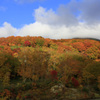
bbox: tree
[0,51,20,86]
[18,47,50,82]
[58,52,89,85]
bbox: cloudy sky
[0,0,100,39]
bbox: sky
[0,0,100,39]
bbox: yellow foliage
[18,47,50,82]
[13,53,18,58]
[9,43,15,46]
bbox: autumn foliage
[71,77,80,88]
[24,41,31,46]
[0,36,100,99]
[50,70,58,80]
[71,42,86,52]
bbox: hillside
[0,36,100,100]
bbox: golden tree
[18,47,50,82]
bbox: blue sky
[0,0,100,39]
[0,0,71,28]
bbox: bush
[85,46,100,59]
[24,41,31,46]
[18,48,50,82]
[58,52,89,85]
[71,77,80,88]
[84,62,100,78]
[71,42,86,52]
[36,38,44,47]
[82,61,100,87]
[0,51,20,86]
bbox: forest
[0,36,100,100]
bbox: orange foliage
[3,46,13,55]
[83,40,92,49]
[56,42,71,53]
[71,42,86,52]
[44,38,52,47]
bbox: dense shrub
[71,77,80,88]
[71,42,86,52]
[0,52,20,86]
[83,40,92,49]
[85,46,100,59]
[0,36,100,99]
[50,70,58,80]
[18,48,50,82]
[36,38,44,46]
[44,38,52,47]
[84,62,100,78]
[58,52,90,85]
[24,41,31,46]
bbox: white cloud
[0,21,100,39]
[16,22,100,39]
[34,7,59,25]
[34,6,78,26]
[0,22,17,37]
[34,0,100,26]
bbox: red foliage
[71,77,79,87]
[50,70,58,80]
[4,89,11,95]
[51,70,57,76]
[24,41,31,46]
